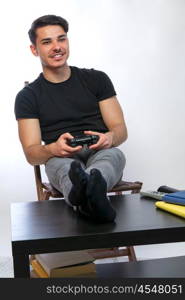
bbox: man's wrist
[44,143,56,158]
[106,131,115,147]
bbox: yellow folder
[155,201,185,218]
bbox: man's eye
[42,41,50,45]
[59,38,66,42]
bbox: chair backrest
[34,165,47,200]
[34,165,64,201]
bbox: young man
[14,15,127,223]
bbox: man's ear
[30,44,38,56]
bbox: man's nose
[52,41,61,51]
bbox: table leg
[13,254,30,278]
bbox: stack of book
[31,250,96,278]
[155,191,185,218]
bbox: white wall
[0,0,185,213]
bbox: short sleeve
[14,87,39,120]
[94,70,116,101]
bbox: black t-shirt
[14,66,116,144]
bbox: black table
[11,194,185,278]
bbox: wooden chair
[34,164,142,261]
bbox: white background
[1,0,185,215]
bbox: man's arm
[84,96,127,149]
[17,119,82,165]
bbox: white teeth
[54,54,62,57]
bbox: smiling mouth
[50,53,64,59]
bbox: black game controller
[68,134,99,147]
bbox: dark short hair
[28,14,69,45]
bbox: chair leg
[127,246,137,262]
[42,191,51,201]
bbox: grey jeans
[45,147,126,205]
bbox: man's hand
[84,130,113,150]
[47,132,82,157]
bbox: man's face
[30,25,69,70]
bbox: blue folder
[162,191,185,205]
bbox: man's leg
[77,147,126,222]
[45,157,86,206]
[45,148,126,222]
[86,147,126,190]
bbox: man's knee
[112,148,126,169]
[99,147,126,168]
[45,157,73,183]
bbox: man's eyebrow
[40,38,51,42]
[58,34,67,39]
[40,34,67,43]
